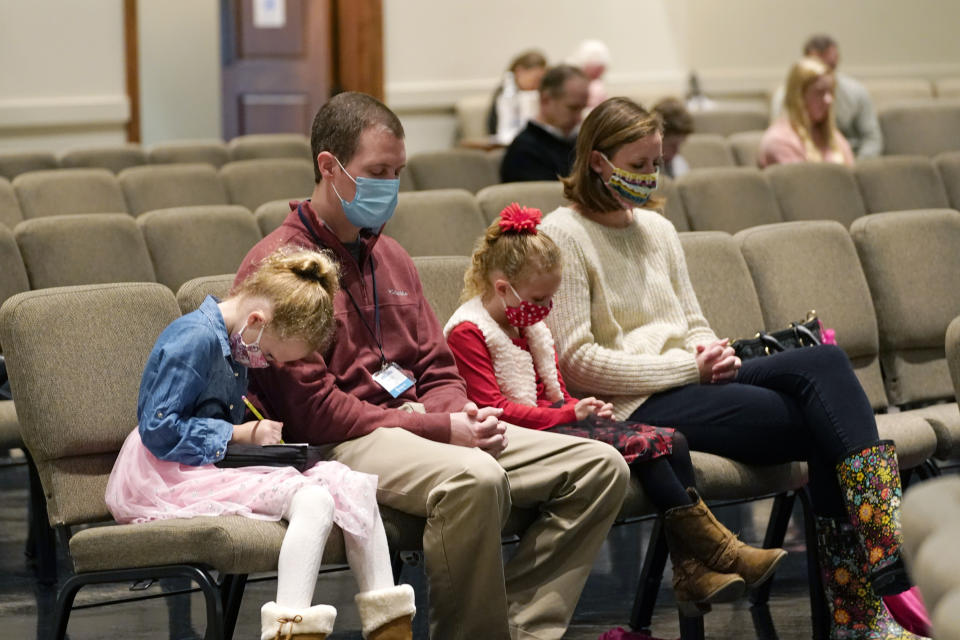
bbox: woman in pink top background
[759,57,855,167]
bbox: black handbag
[214,443,326,472]
[732,310,822,360]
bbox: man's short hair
[652,97,694,136]
[803,34,837,56]
[309,92,405,183]
[540,64,587,98]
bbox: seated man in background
[236,91,630,640]
[500,64,589,183]
[771,34,883,158]
[653,97,694,178]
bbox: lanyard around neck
[297,205,386,366]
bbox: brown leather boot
[665,488,787,588]
[670,551,746,616]
[355,584,415,640]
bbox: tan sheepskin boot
[355,584,416,640]
[260,601,336,640]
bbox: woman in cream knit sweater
[541,97,923,639]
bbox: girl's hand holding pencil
[237,395,285,445]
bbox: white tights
[277,485,395,608]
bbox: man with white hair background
[568,39,611,109]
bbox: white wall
[137,0,222,146]
[0,0,129,152]
[384,0,960,154]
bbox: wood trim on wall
[332,0,383,100]
[123,0,141,142]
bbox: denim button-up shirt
[138,296,247,466]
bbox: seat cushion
[0,400,19,450]
[904,402,960,460]
[875,412,939,469]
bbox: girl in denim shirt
[106,248,415,640]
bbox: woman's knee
[804,344,854,375]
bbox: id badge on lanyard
[372,362,415,398]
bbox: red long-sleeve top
[446,322,579,430]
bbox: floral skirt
[548,415,675,464]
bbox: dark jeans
[629,345,879,516]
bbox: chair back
[679,134,736,169]
[855,156,949,213]
[254,200,292,236]
[851,209,960,404]
[737,220,888,409]
[691,107,769,136]
[0,224,29,351]
[934,151,960,210]
[148,140,230,168]
[120,164,229,215]
[15,214,156,289]
[412,256,470,325]
[0,282,181,526]
[766,162,867,227]
[677,167,783,233]
[0,151,58,180]
[138,205,261,291]
[220,159,315,211]
[475,181,565,224]
[61,144,147,174]
[228,134,311,162]
[728,131,765,167]
[0,177,23,228]
[406,149,499,193]
[176,274,236,314]
[14,168,128,219]
[879,102,960,156]
[386,189,487,256]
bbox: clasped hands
[695,338,741,384]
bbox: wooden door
[221,0,333,139]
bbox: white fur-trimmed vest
[444,296,564,407]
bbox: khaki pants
[327,424,629,640]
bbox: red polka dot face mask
[502,283,553,328]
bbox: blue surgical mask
[332,157,400,230]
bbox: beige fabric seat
[690,107,769,137]
[15,214,155,289]
[228,134,312,162]
[852,209,960,459]
[862,79,934,109]
[385,189,487,256]
[176,274,235,314]
[766,163,867,227]
[879,102,960,156]
[0,224,28,450]
[406,149,499,193]
[728,131,765,167]
[13,168,128,219]
[676,167,783,233]
[119,164,229,215]
[0,151,58,180]
[475,181,565,224]
[934,151,960,210]
[678,134,736,169]
[148,140,230,168]
[254,199,292,236]
[411,256,471,326]
[936,78,960,100]
[220,159,315,212]
[855,156,950,213]
[656,176,689,232]
[138,206,262,292]
[0,177,23,229]
[736,220,938,469]
[60,144,148,174]
[902,476,960,640]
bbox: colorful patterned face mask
[602,153,659,207]
[229,320,268,368]
[502,284,552,327]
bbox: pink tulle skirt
[105,429,378,539]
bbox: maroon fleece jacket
[234,200,468,444]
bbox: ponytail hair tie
[498,202,542,234]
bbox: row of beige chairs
[662,152,960,234]
[0,133,312,180]
[0,159,316,229]
[3,209,957,636]
[4,210,957,636]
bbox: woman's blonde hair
[462,205,562,301]
[783,56,840,161]
[232,247,340,350]
[561,97,664,214]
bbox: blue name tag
[372,362,415,398]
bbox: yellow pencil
[241,395,265,420]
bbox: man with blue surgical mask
[235,92,628,640]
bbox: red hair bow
[498,202,542,234]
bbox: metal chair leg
[799,490,829,640]
[221,573,248,640]
[630,517,669,633]
[678,609,705,640]
[25,450,58,585]
[749,491,796,606]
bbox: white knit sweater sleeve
[662,222,720,350]
[547,221,700,397]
